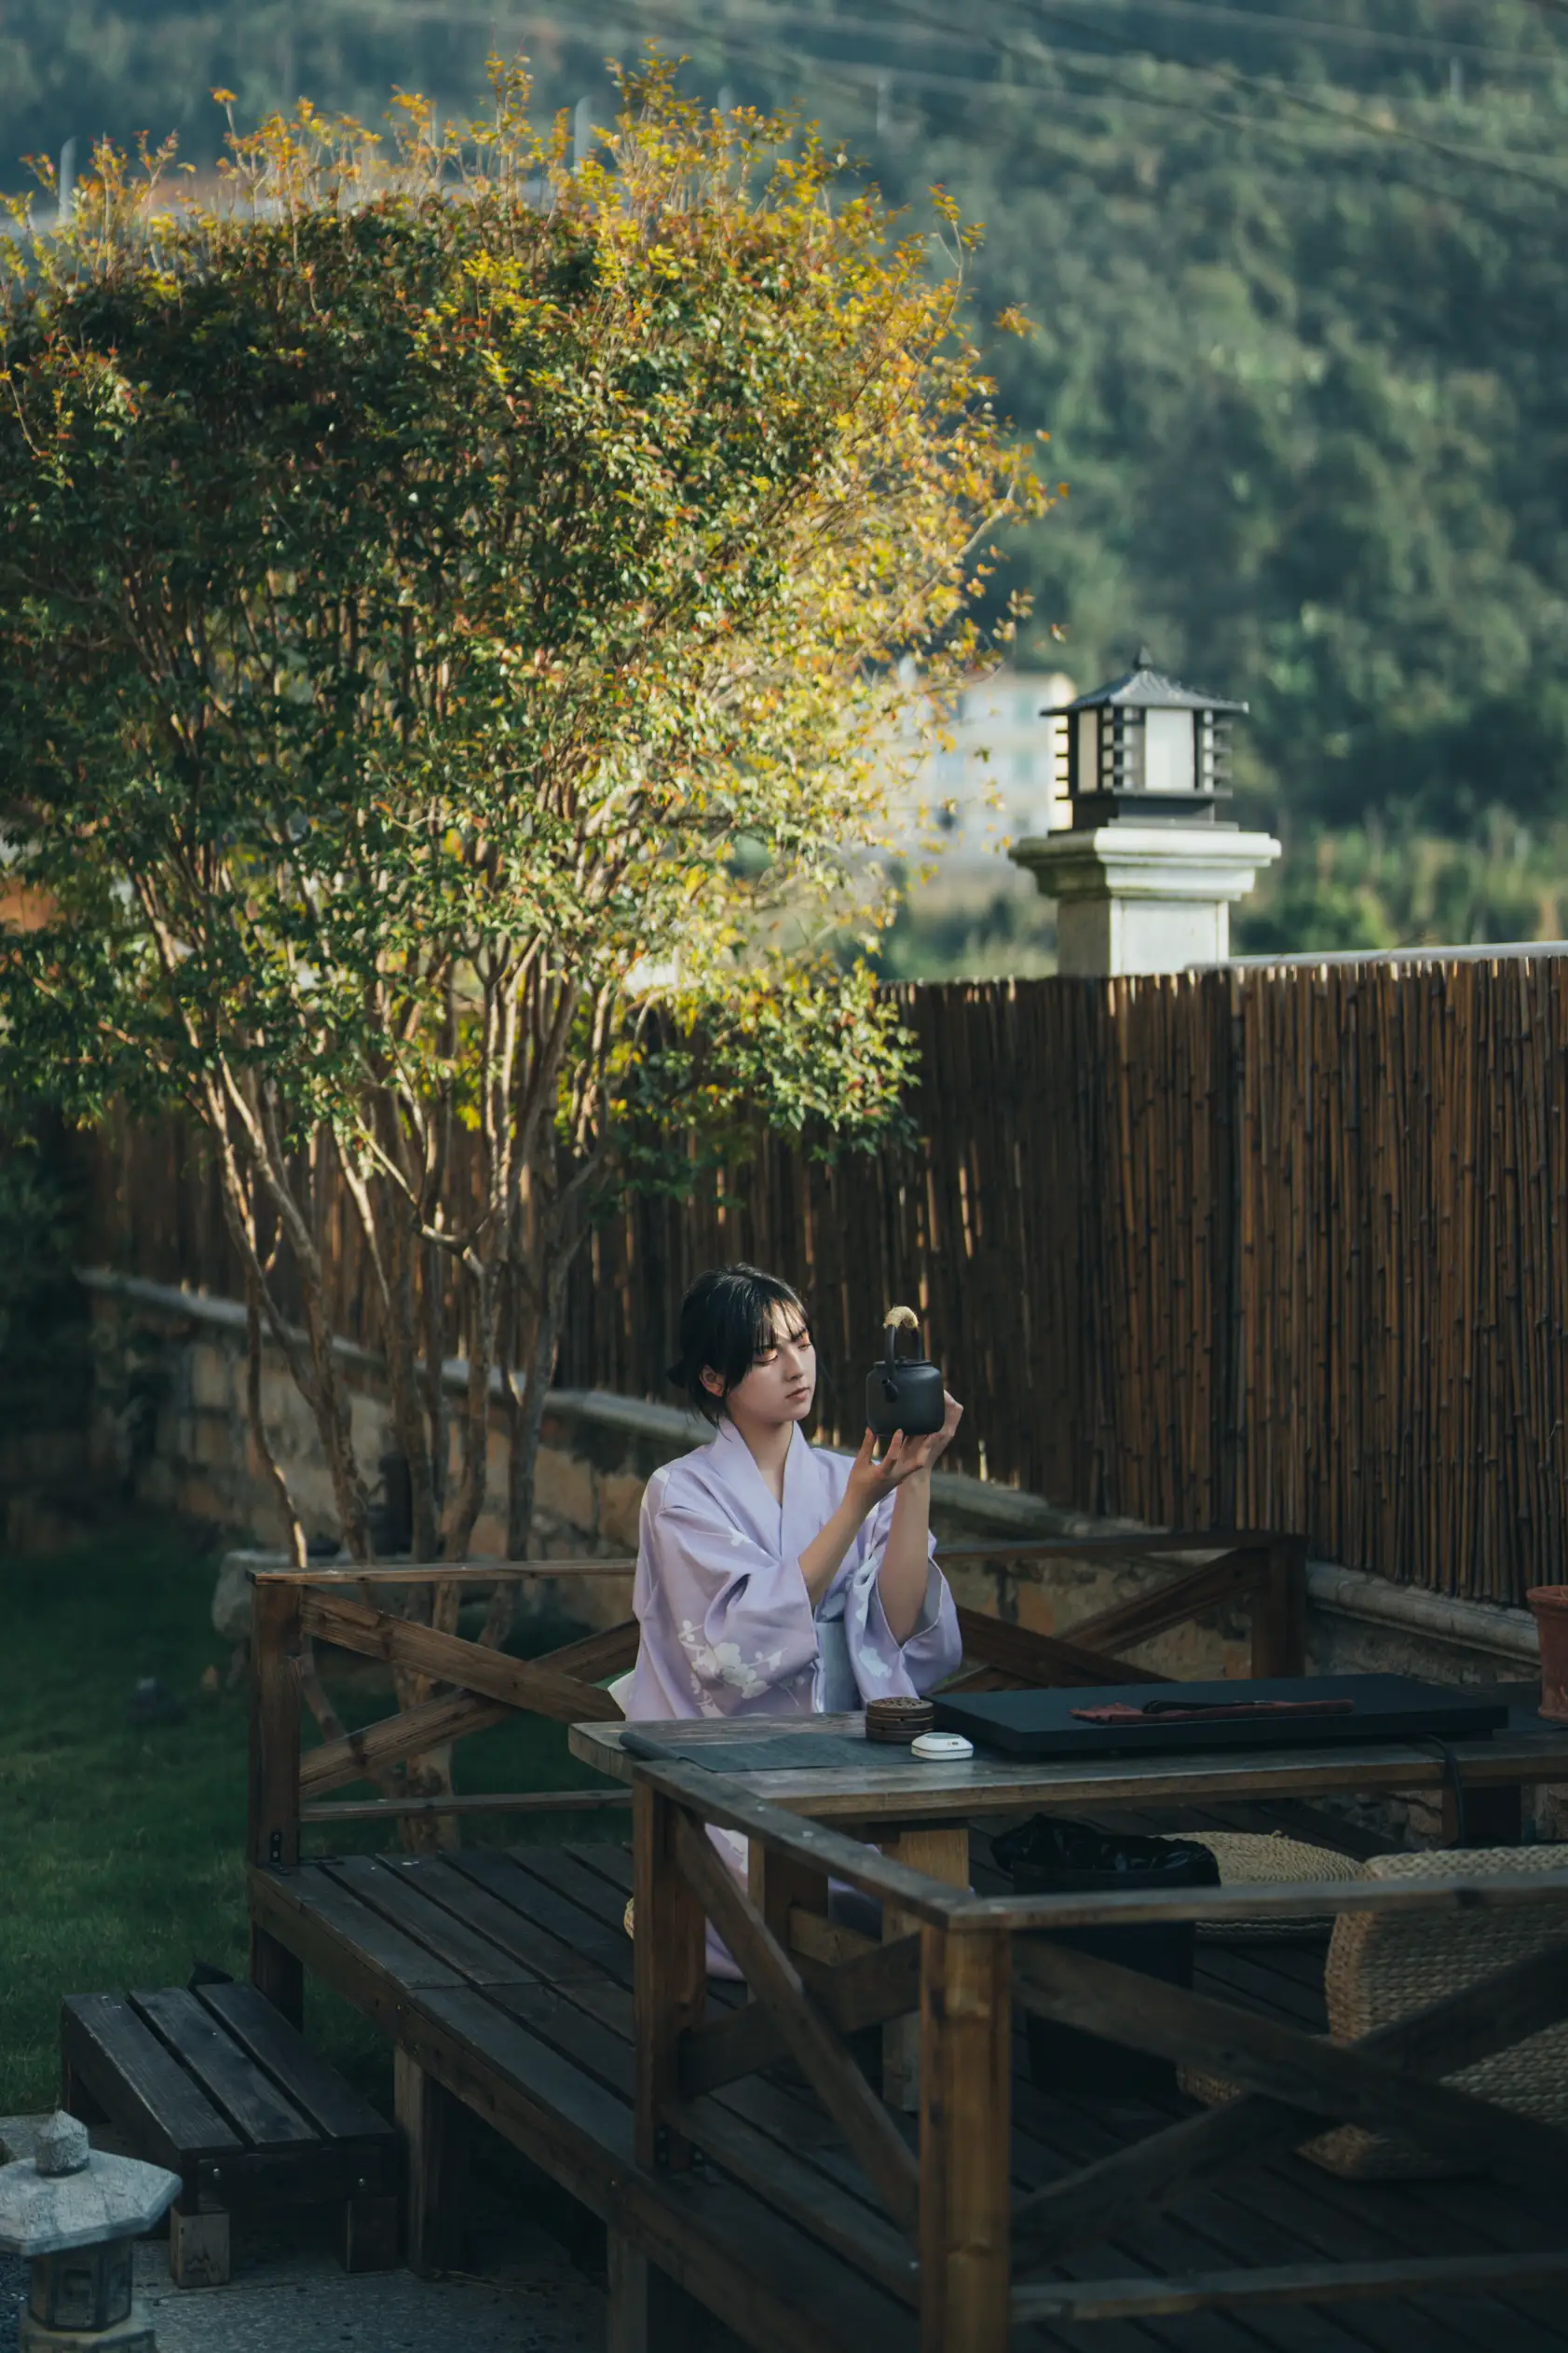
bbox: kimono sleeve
[841,1496,962,1700]
[642,1492,820,1717]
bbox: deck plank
[194,1981,393,2145]
[322,1855,542,1987]
[61,1993,241,2171]
[412,1980,917,2353]
[452,1849,636,1982]
[280,1864,468,1989]
[516,1836,1270,2352]
[518,1837,1398,2353]
[250,1845,1568,2353]
[130,1989,317,2149]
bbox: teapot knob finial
[883,1302,919,1365]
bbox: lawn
[0,1513,623,2115]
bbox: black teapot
[866,1306,946,1439]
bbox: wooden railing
[634,1758,1568,2353]
[246,1557,641,2020]
[243,1530,1308,2019]
[935,1529,1308,1690]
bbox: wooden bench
[61,1981,400,2286]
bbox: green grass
[0,1513,623,2116]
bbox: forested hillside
[6,0,1568,950]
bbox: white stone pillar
[1009,825,1282,978]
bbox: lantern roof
[1044,649,1248,718]
[0,2114,179,2257]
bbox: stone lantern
[1009,650,1281,976]
[0,2112,179,2350]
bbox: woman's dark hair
[667,1264,811,1426]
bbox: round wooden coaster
[865,1696,936,1745]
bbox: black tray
[932,1675,1508,1760]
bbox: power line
[884,0,1568,195]
[269,0,1568,227]
[601,0,1568,247]
[552,0,1568,189]
[1090,0,1564,75]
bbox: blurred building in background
[905,667,1077,868]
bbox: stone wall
[63,1272,1541,1691]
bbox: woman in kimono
[620,1264,964,1729]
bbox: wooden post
[170,2200,231,2289]
[882,1824,972,2112]
[748,1840,829,1952]
[920,1922,1012,2353]
[1250,1539,1308,1680]
[396,2049,468,2276]
[607,2232,705,2353]
[634,1781,707,2174]
[333,2192,400,2274]
[248,1575,305,2028]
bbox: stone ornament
[0,2115,178,2259]
[2,2112,179,2350]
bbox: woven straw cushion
[1162,1831,1350,1941]
[1182,1844,1568,2182]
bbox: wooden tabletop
[567,1692,1568,1824]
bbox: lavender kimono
[619,1419,961,1972]
[620,1417,961,1725]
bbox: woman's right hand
[845,1421,948,1512]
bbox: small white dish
[910,1731,974,1761]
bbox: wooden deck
[249,1835,1568,2353]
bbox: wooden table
[571,1688,1568,2104]
[571,1686,1568,1844]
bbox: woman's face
[707,1299,817,1429]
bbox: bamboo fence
[75,962,1568,1608]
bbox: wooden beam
[634,1784,706,2177]
[544,1620,641,1681]
[670,1807,920,2234]
[1249,1539,1308,1679]
[255,1557,637,1584]
[920,1923,1011,2353]
[396,2050,468,2276]
[248,1578,304,2028]
[631,1761,973,1929]
[1066,1546,1269,1657]
[606,2232,705,2352]
[301,1689,510,1800]
[951,1607,1162,1690]
[679,1936,921,2098]
[1013,1931,1568,2264]
[1012,2250,1568,2324]
[882,1826,972,2113]
[1013,1935,1568,2191]
[302,1789,631,1824]
[964,1866,1568,1933]
[788,1908,879,1969]
[935,1532,1288,1566]
[298,1619,640,1799]
[299,1589,622,1723]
